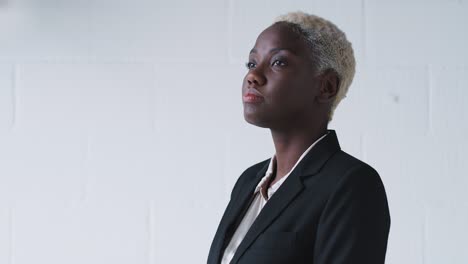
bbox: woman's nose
[246,70,266,87]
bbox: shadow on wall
[0,0,7,7]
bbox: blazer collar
[297,129,341,178]
[228,129,341,263]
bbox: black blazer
[207,130,391,264]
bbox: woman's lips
[243,89,264,103]
[243,93,264,103]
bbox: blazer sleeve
[313,164,391,264]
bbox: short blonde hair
[273,11,356,122]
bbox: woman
[208,11,390,264]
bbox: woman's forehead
[252,23,308,54]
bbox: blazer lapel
[209,160,270,264]
[229,168,304,264]
[229,129,341,263]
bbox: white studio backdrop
[0,0,467,263]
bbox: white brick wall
[0,1,467,263]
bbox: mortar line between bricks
[422,204,427,264]
[11,64,18,130]
[223,132,232,199]
[427,64,434,136]
[227,0,236,64]
[150,64,158,134]
[360,132,367,161]
[8,205,14,264]
[361,0,367,63]
[80,134,91,202]
[148,200,156,264]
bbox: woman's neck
[269,124,327,185]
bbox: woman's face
[242,23,321,129]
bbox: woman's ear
[316,69,340,104]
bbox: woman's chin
[243,111,270,128]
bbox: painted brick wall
[0,0,467,263]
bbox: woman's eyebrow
[249,47,297,55]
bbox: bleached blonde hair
[273,11,356,122]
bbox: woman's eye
[245,62,256,69]
[272,59,287,67]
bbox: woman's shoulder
[323,149,386,193]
